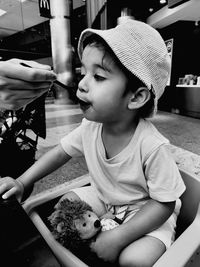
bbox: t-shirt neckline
[97,119,144,162]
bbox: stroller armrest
[23,174,90,214]
[154,203,200,267]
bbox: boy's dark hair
[82,34,154,118]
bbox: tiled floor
[31,101,200,196]
[31,103,86,195]
[36,103,83,150]
[151,112,200,155]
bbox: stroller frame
[23,168,200,267]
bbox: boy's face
[77,44,130,123]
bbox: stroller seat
[23,169,200,267]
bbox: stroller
[0,167,199,267]
[0,94,46,179]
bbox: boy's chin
[81,111,97,122]
[81,110,107,124]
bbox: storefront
[158,20,200,118]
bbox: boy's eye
[94,74,105,81]
[83,223,86,227]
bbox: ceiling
[0,0,85,39]
[147,0,200,28]
[0,0,200,39]
[0,0,46,38]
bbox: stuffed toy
[48,198,119,266]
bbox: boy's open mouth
[78,99,91,111]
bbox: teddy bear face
[48,198,103,251]
[74,210,101,239]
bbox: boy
[0,19,185,266]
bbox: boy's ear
[128,87,150,110]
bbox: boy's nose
[94,219,101,228]
[78,76,89,93]
[78,86,86,93]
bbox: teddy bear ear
[57,221,65,233]
[48,210,61,223]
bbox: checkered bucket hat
[78,19,171,115]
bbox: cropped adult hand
[0,177,24,202]
[0,58,56,110]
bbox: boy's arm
[117,199,175,247]
[18,144,71,191]
[0,144,71,200]
[91,199,175,263]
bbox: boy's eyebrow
[81,62,112,73]
[96,63,112,73]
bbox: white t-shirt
[60,118,186,208]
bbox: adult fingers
[8,58,52,70]
[0,89,47,110]
[0,76,52,90]
[0,61,56,82]
[0,76,50,110]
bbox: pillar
[49,0,76,104]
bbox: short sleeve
[60,119,85,157]
[144,145,186,202]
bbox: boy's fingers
[2,187,17,199]
[0,183,7,194]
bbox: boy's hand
[90,228,122,263]
[0,177,24,202]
